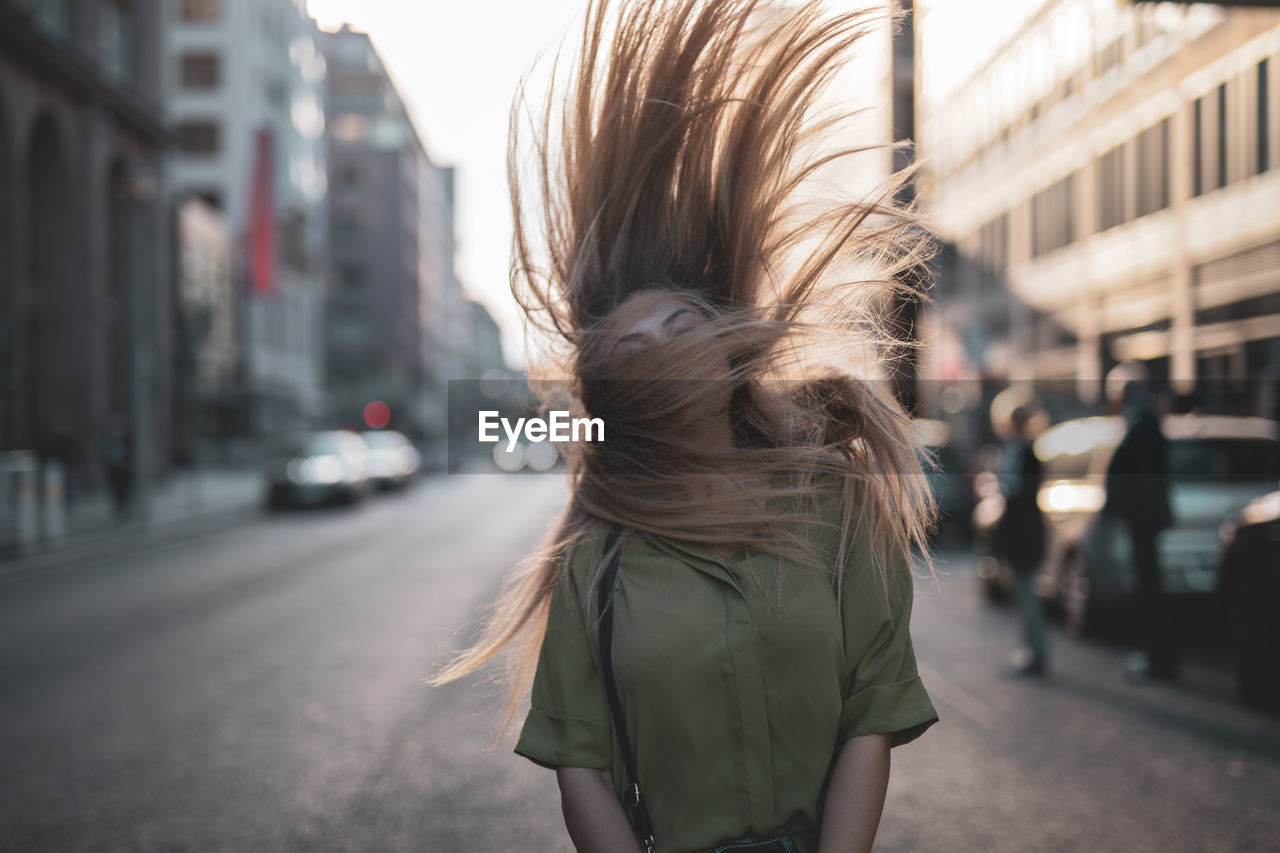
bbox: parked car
[361,430,421,490]
[973,414,1280,633]
[264,430,370,508]
[1217,488,1280,710]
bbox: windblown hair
[431,0,937,739]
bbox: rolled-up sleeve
[837,533,939,748]
[513,541,615,770]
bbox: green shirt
[514,487,938,853]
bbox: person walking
[994,404,1049,676]
[430,2,940,851]
[1103,371,1176,682]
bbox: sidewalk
[1,467,265,576]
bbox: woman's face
[605,289,734,418]
[612,291,702,354]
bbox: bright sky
[916,0,1049,107]
[307,0,593,372]
[306,0,902,373]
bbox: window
[1095,37,1123,77]
[977,213,1009,280]
[334,212,364,243]
[181,53,220,89]
[177,121,220,154]
[337,264,366,293]
[1193,96,1204,197]
[265,77,289,111]
[332,159,363,186]
[282,211,308,274]
[336,38,370,65]
[180,0,220,23]
[1258,60,1270,175]
[1217,82,1228,190]
[1135,118,1170,218]
[1098,145,1125,231]
[330,74,383,100]
[1032,173,1075,256]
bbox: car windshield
[363,431,405,449]
[1169,438,1280,482]
[275,433,348,457]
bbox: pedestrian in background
[1103,369,1176,683]
[103,412,134,520]
[430,1,941,851]
[994,404,1049,676]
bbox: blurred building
[918,1,1280,420]
[465,300,507,382]
[163,0,328,440]
[172,196,237,465]
[319,24,476,446]
[0,0,171,497]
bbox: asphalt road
[1,473,1278,852]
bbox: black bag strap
[597,523,656,853]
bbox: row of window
[947,3,1261,192]
[946,7,1182,182]
[1193,59,1270,197]
[976,56,1274,269]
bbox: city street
[2,474,1279,852]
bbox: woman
[432,1,939,851]
[993,404,1049,676]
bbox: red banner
[245,125,276,295]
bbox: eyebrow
[619,308,696,341]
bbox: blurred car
[913,418,976,543]
[973,413,1280,633]
[265,430,369,508]
[1217,489,1280,710]
[360,430,420,490]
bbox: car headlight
[287,455,347,485]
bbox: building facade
[918,0,1280,420]
[320,24,473,446]
[0,0,171,501]
[164,0,328,439]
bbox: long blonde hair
[430,0,936,740]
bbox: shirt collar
[640,530,745,593]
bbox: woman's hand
[555,766,644,853]
[817,733,891,853]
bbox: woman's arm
[555,767,644,853]
[817,733,892,853]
